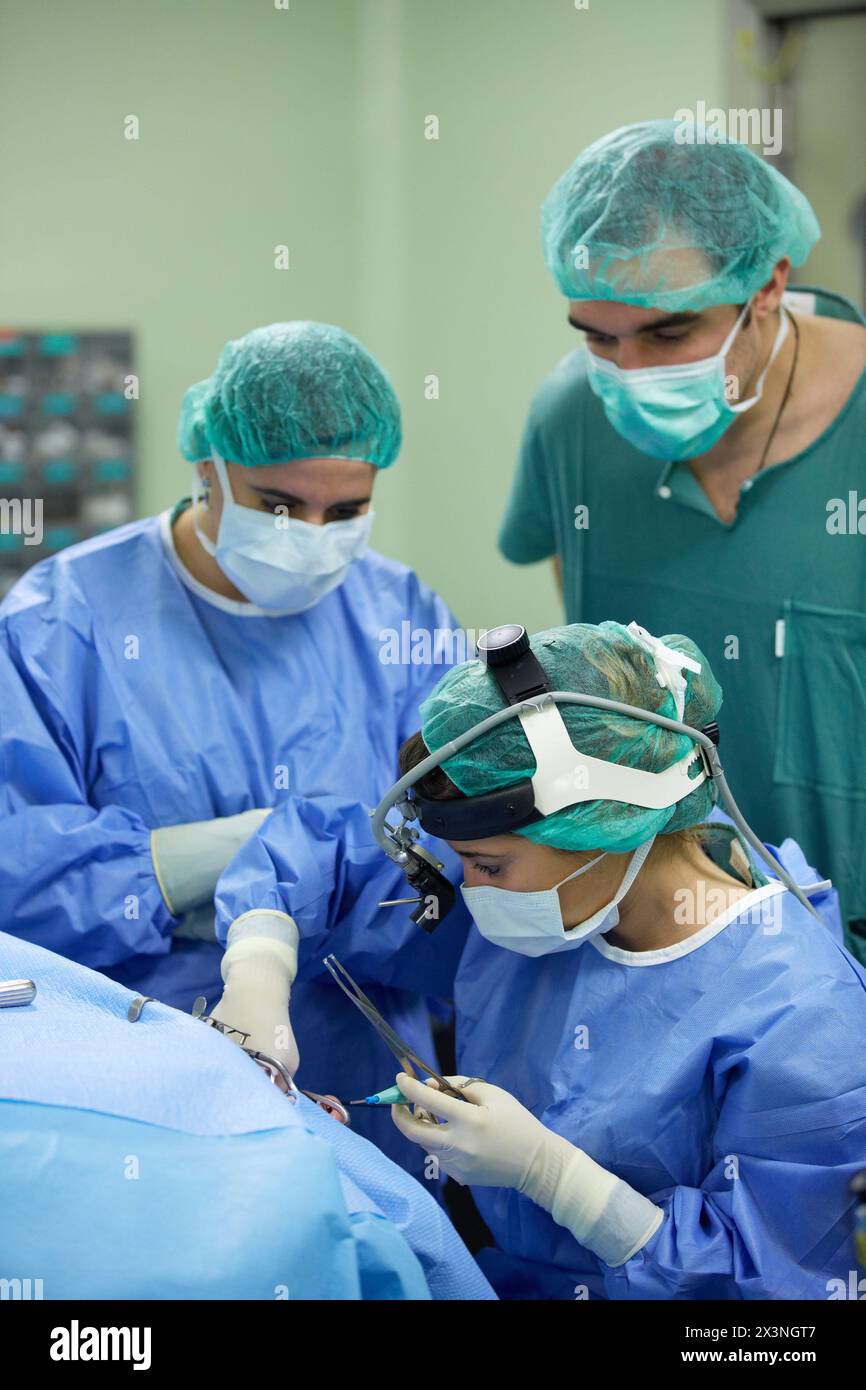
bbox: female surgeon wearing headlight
[0,321,470,1181]
[381,622,866,1299]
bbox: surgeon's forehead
[449,835,521,857]
[242,457,375,496]
[569,243,721,334]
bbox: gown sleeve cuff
[549,1142,665,1268]
[226,909,300,957]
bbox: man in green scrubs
[499,120,866,963]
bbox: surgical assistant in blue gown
[0,510,469,1179]
[218,801,866,1299]
[0,930,494,1301]
[455,836,866,1300]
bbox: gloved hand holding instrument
[393,1073,663,1268]
[325,949,663,1269]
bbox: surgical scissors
[323,954,482,1104]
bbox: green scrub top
[499,287,866,963]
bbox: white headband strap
[517,700,705,815]
[626,621,701,722]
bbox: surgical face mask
[461,836,655,958]
[194,451,373,613]
[585,303,789,461]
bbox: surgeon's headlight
[477,624,529,663]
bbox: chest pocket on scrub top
[773,599,866,797]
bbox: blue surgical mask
[461,838,655,958]
[195,451,373,614]
[585,303,789,461]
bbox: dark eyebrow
[249,486,372,507]
[567,311,700,335]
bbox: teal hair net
[541,119,820,312]
[419,622,723,853]
[176,380,211,462]
[180,322,402,469]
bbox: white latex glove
[152,809,272,917]
[393,1073,663,1267]
[210,919,300,1077]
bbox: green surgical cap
[176,380,211,462]
[541,119,820,312]
[419,622,723,853]
[177,322,402,469]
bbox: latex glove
[393,1073,663,1267]
[210,918,300,1077]
[151,809,272,917]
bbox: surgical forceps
[323,955,483,1106]
[190,996,350,1124]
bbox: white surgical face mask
[194,450,373,613]
[461,836,656,958]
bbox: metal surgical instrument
[191,999,350,1123]
[323,954,482,1105]
[0,979,36,1007]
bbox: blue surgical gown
[458,840,866,1299]
[0,508,469,1179]
[221,822,866,1299]
[0,931,494,1301]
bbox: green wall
[0,0,744,633]
[784,13,866,307]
